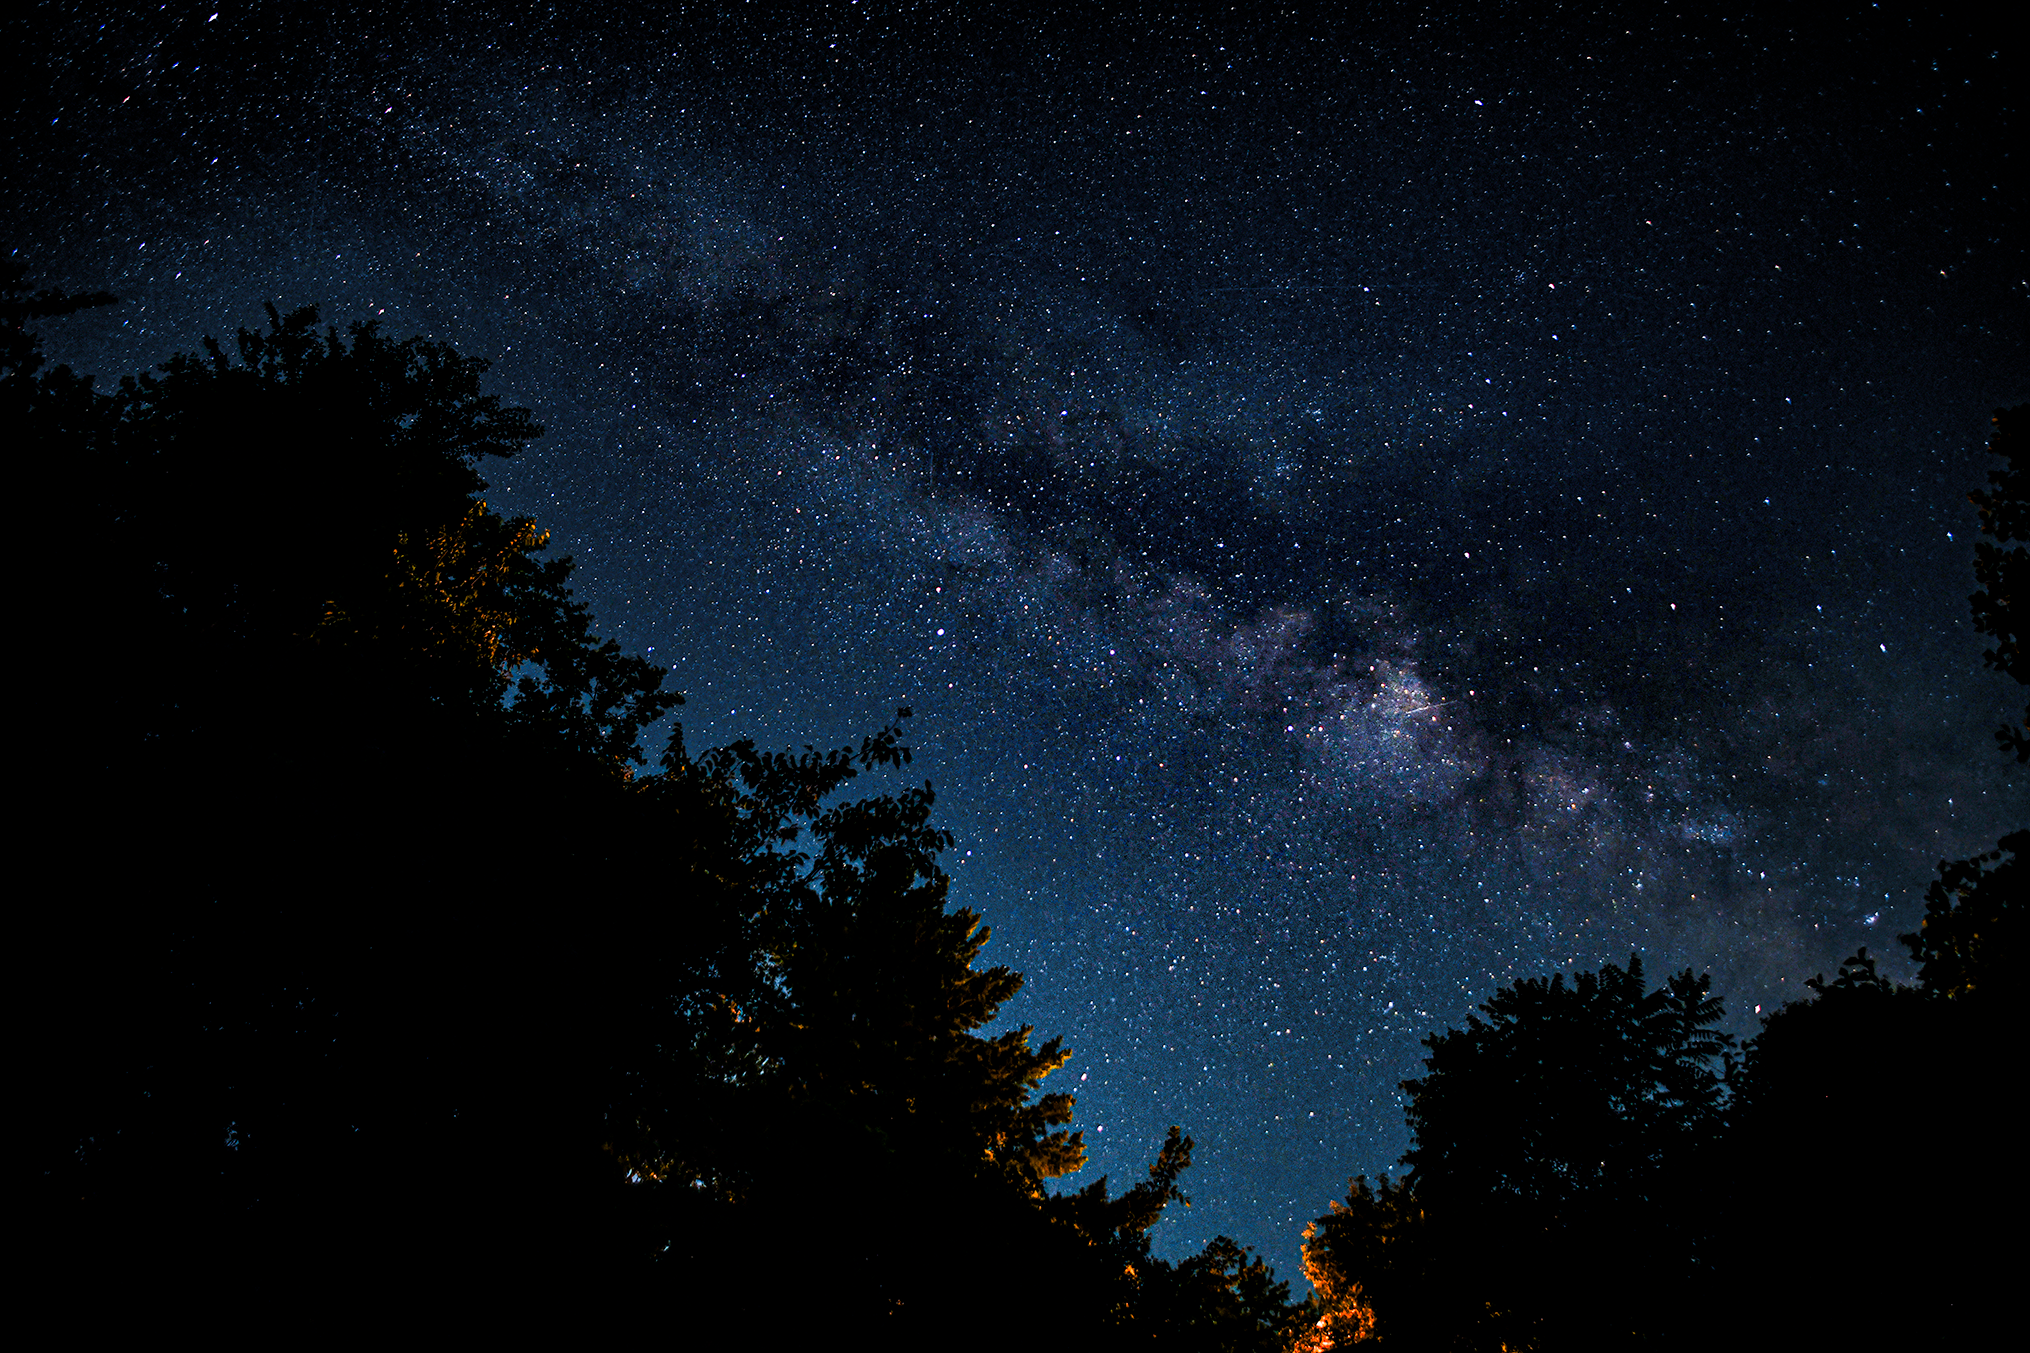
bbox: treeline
[15,268,2018,1344]
[12,269,1298,1344]
[1302,942,2017,1349]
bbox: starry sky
[10,2,2023,1279]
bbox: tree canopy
[22,260,2019,1344]
[23,284,691,1283]
[18,273,1310,1345]
[1400,956,1730,1215]
[1302,957,1735,1348]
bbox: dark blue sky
[10,1,2022,1280]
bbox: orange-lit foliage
[307,503,551,673]
[1296,1175,1423,1348]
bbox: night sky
[10,3,2023,1279]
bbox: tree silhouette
[1723,946,2015,1344]
[23,295,694,1285]
[594,715,1103,1335]
[1904,829,2024,1001]
[17,279,1282,1338]
[1296,1174,1426,1351]
[1019,1127,1303,1350]
[1897,404,2028,1007]
[1401,958,1730,1211]
[1304,957,1733,1348]
[93,301,674,749]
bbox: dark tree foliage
[94,300,674,757]
[1038,1128,1305,1350]
[592,719,1104,1340]
[1400,958,1731,1209]
[1297,1174,1427,1351]
[18,275,1282,1340]
[22,288,684,1290]
[1722,948,2015,1345]
[1305,958,1733,1349]
[1903,828,2024,1002]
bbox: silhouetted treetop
[1297,1174,1425,1350]
[613,709,1085,1208]
[1725,939,2015,1346]
[1401,955,1731,1211]
[1305,957,1740,1348]
[65,301,681,772]
[1902,830,2024,1002]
